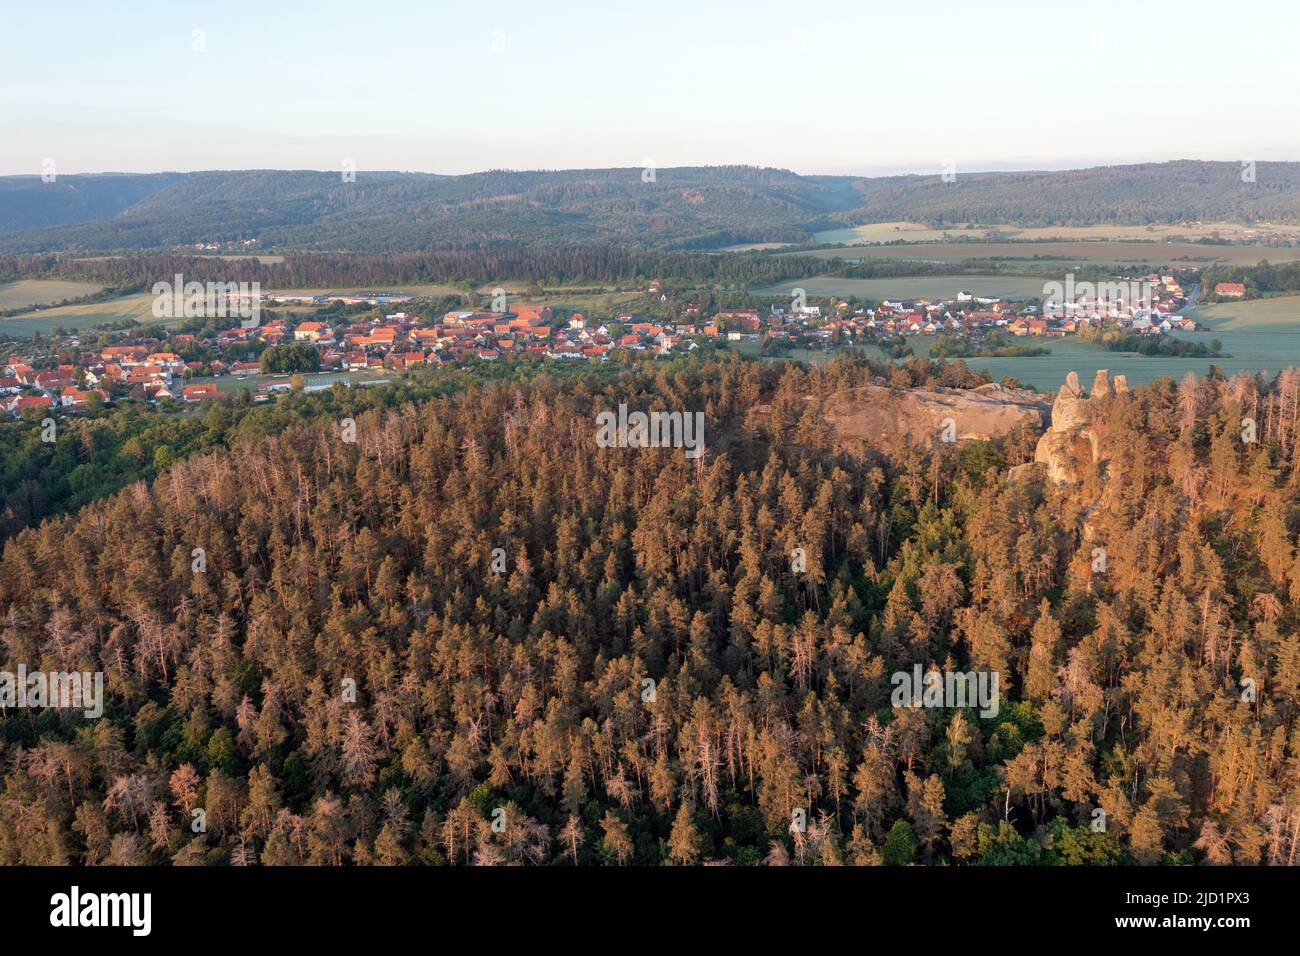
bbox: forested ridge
[5,161,1300,254]
[0,167,855,254]
[0,173,184,236]
[2,355,1299,866]
[847,160,1300,229]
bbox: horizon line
[2,157,1290,181]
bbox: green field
[949,330,1300,391]
[0,279,104,310]
[0,292,170,337]
[1191,295,1300,330]
[745,330,1300,392]
[752,275,1050,301]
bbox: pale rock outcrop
[749,382,1051,453]
[1033,369,1119,485]
[1049,371,1089,433]
[818,382,1050,449]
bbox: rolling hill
[0,172,184,235]
[844,160,1300,228]
[0,167,857,253]
[3,161,1300,253]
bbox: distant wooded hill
[2,161,1299,253]
[0,172,185,235]
[845,161,1300,229]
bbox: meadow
[742,330,1300,392]
[1189,294,1300,329]
[0,291,164,337]
[948,332,1300,391]
[0,279,104,310]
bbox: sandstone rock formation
[1031,369,1122,485]
[808,382,1051,451]
[748,373,1129,480]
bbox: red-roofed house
[5,394,54,417]
[295,322,332,342]
[183,384,221,402]
[61,387,107,408]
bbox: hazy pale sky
[4,0,1298,177]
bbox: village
[1,273,1199,419]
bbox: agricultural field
[0,278,104,310]
[752,275,1050,301]
[948,330,1300,391]
[719,242,793,252]
[0,291,165,337]
[783,240,1300,267]
[739,292,1300,390]
[742,330,1300,392]
[1190,294,1300,330]
[811,221,1300,246]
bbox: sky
[3,0,1298,178]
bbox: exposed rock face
[748,382,1051,453]
[816,382,1051,450]
[748,372,1126,490]
[1033,369,1118,485]
[1050,371,1089,432]
[769,369,1121,485]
